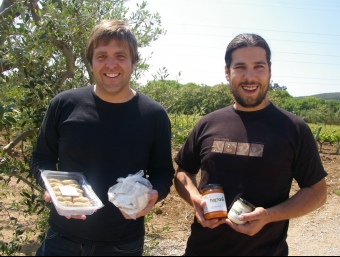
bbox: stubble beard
[95,74,130,95]
[231,81,269,108]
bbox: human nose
[244,68,255,80]
[106,57,117,68]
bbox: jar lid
[238,198,255,209]
[201,184,222,191]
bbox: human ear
[225,66,230,82]
[131,63,136,74]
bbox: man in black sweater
[30,19,174,256]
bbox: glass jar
[228,197,255,225]
[201,184,228,220]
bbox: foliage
[301,92,340,101]
[170,113,201,149]
[309,124,340,154]
[1,1,340,255]
[138,79,182,112]
[334,190,340,196]
[0,0,166,255]
[140,80,340,125]
[270,82,287,91]
[139,81,234,115]
[143,208,160,255]
[267,92,340,125]
[0,141,47,255]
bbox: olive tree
[0,0,165,254]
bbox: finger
[65,215,86,220]
[44,191,50,201]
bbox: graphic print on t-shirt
[212,139,264,157]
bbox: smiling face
[225,46,271,111]
[91,39,136,103]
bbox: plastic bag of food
[108,170,152,219]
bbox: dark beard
[231,82,268,108]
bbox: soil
[144,142,340,256]
[1,143,339,256]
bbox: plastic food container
[41,170,104,216]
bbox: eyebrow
[93,50,128,56]
[234,61,267,66]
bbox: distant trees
[270,82,287,91]
[1,1,339,254]
[139,81,234,115]
[140,80,340,125]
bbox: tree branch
[48,35,75,92]
[2,129,35,155]
[8,170,43,193]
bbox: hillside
[298,92,340,101]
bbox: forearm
[266,179,327,223]
[174,167,200,206]
[149,170,174,203]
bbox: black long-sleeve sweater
[30,85,175,245]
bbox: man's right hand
[192,194,226,229]
[44,190,52,203]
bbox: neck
[94,86,136,103]
[233,99,270,112]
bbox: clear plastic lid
[41,170,104,216]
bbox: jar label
[228,205,246,224]
[202,193,227,214]
[228,200,253,225]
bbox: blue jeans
[35,228,144,256]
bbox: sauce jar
[201,184,228,220]
[228,197,255,225]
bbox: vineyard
[1,0,340,255]
[170,114,340,156]
[309,124,340,155]
[0,114,340,255]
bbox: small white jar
[228,197,255,225]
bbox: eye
[95,54,107,60]
[255,65,265,70]
[117,54,127,60]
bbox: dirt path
[1,144,339,256]
[287,194,340,256]
[144,147,340,256]
[144,189,340,256]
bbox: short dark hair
[224,33,271,70]
[86,19,139,66]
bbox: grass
[334,189,340,196]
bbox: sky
[126,0,340,97]
[1,0,339,97]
